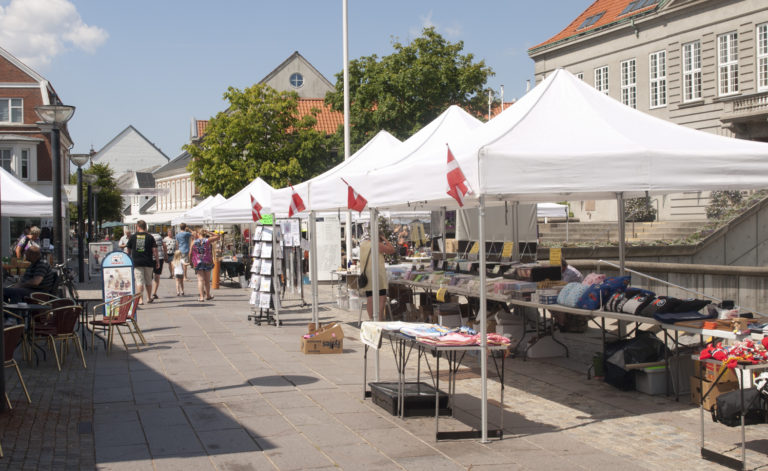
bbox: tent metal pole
[478,196,489,443]
[616,192,627,337]
[343,0,353,278]
[512,201,520,260]
[441,206,447,262]
[310,211,319,326]
[272,216,280,327]
[370,207,380,381]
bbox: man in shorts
[150,232,167,300]
[126,220,158,305]
[175,223,192,281]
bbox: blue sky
[1,0,588,160]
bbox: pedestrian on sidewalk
[125,220,158,305]
[150,232,167,300]
[172,250,185,295]
[163,229,176,278]
[190,226,219,302]
[175,223,192,281]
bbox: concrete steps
[540,220,705,244]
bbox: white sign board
[314,216,341,282]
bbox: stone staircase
[539,220,705,244]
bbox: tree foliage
[707,190,743,220]
[325,27,494,153]
[625,196,657,222]
[184,84,339,197]
[68,163,122,225]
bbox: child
[173,250,185,296]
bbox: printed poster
[101,251,135,303]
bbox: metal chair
[89,295,140,354]
[125,293,146,345]
[4,323,32,409]
[30,305,87,371]
[27,292,59,304]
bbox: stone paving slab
[2,277,768,470]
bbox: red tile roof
[297,99,344,134]
[529,0,660,54]
[194,99,342,140]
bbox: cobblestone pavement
[1,277,766,470]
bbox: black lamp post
[92,185,101,240]
[70,154,89,282]
[84,174,97,244]
[35,104,75,265]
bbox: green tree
[185,84,339,197]
[68,163,122,226]
[706,190,743,220]
[326,27,494,153]
[625,196,657,222]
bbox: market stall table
[362,325,507,441]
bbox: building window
[578,12,605,30]
[0,98,23,123]
[621,59,637,108]
[718,32,739,96]
[20,149,29,179]
[758,24,768,91]
[0,149,11,173]
[682,41,702,102]
[650,50,667,108]
[289,72,304,88]
[576,72,584,80]
[594,66,609,94]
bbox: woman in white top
[358,234,395,321]
[163,229,176,278]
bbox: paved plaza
[2,277,767,470]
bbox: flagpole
[478,196,489,443]
[310,210,319,327]
[343,0,353,275]
[370,207,380,382]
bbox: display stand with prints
[247,224,283,326]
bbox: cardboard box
[690,376,739,410]
[301,323,344,354]
[695,360,739,383]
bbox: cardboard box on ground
[690,360,740,410]
[301,323,344,354]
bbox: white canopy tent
[209,178,276,224]
[339,68,768,442]
[1,167,53,217]
[173,194,226,225]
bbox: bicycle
[52,261,79,300]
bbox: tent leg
[369,208,381,382]
[616,192,627,338]
[512,201,520,261]
[310,211,319,327]
[478,196,489,443]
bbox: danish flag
[288,185,305,217]
[341,178,367,213]
[250,194,262,222]
[446,144,472,207]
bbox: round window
[289,72,304,88]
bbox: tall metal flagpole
[343,0,353,269]
[370,207,380,381]
[310,211,319,326]
[478,196,489,443]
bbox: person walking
[163,229,176,278]
[118,228,132,253]
[190,227,220,302]
[125,220,158,305]
[150,232,167,300]
[172,250,185,296]
[175,223,192,281]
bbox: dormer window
[0,98,23,123]
[290,72,304,89]
[578,12,605,30]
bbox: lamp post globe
[35,104,75,265]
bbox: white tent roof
[210,178,275,224]
[307,105,482,213]
[354,69,768,209]
[173,194,226,225]
[1,167,52,217]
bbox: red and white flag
[446,144,472,207]
[341,178,367,213]
[288,185,305,217]
[250,194,262,222]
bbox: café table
[74,289,103,350]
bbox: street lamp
[70,154,89,282]
[84,174,97,244]
[35,104,75,265]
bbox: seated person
[4,246,56,303]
